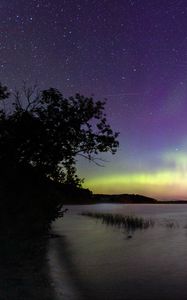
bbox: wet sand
[0,236,55,300]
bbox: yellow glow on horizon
[83,170,187,199]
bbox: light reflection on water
[48,204,187,300]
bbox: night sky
[1,0,187,200]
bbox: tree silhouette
[0,83,119,235]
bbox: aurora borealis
[1,0,187,200]
[81,150,187,200]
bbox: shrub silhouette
[0,83,119,235]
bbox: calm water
[48,204,187,300]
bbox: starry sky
[1,0,187,200]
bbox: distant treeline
[92,194,157,204]
[86,194,187,204]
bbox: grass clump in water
[81,212,154,230]
[164,219,179,229]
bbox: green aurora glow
[82,151,187,200]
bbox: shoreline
[0,236,56,300]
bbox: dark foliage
[0,83,119,235]
[93,194,157,203]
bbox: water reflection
[49,205,187,300]
[49,235,97,300]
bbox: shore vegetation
[0,82,119,235]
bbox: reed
[81,211,154,230]
[164,220,179,229]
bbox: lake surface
[48,204,187,300]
